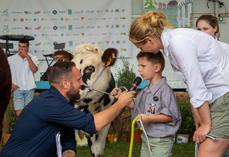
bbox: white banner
[0,0,132,79]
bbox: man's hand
[63,150,76,157]
[116,91,136,108]
[111,87,122,98]
[19,47,29,58]
[12,83,19,91]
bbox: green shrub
[177,99,195,134]
[116,58,136,89]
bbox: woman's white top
[161,28,229,108]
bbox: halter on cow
[72,44,118,157]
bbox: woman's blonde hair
[129,11,171,43]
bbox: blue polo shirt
[0,86,96,157]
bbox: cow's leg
[89,123,111,157]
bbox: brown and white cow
[72,44,118,157]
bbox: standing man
[8,38,38,117]
[0,61,135,157]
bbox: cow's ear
[101,48,118,67]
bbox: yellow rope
[128,115,141,157]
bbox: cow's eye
[80,59,83,64]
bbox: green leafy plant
[177,100,195,134]
[116,58,136,89]
[111,58,136,141]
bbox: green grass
[1,140,194,157]
[77,141,195,157]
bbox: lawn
[0,137,195,157]
[0,141,195,156]
[76,141,195,157]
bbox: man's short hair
[136,51,165,71]
[19,39,29,47]
[48,61,75,84]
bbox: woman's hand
[193,124,211,144]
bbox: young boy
[132,51,181,157]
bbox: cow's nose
[83,98,92,103]
[81,85,86,90]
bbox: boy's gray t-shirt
[132,77,181,138]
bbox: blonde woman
[129,11,229,157]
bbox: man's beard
[66,87,80,102]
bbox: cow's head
[72,44,117,108]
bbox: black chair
[53,42,65,50]
[0,42,15,57]
[40,42,66,81]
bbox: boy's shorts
[209,92,229,138]
[13,89,34,110]
[141,135,174,157]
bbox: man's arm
[61,127,76,157]
[94,91,135,131]
[26,55,38,73]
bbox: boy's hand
[127,100,135,108]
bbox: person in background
[196,14,229,51]
[129,11,229,157]
[0,61,135,157]
[196,14,220,39]
[8,38,38,117]
[196,14,229,157]
[0,48,11,142]
[132,51,181,157]
[40,50,73,81]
